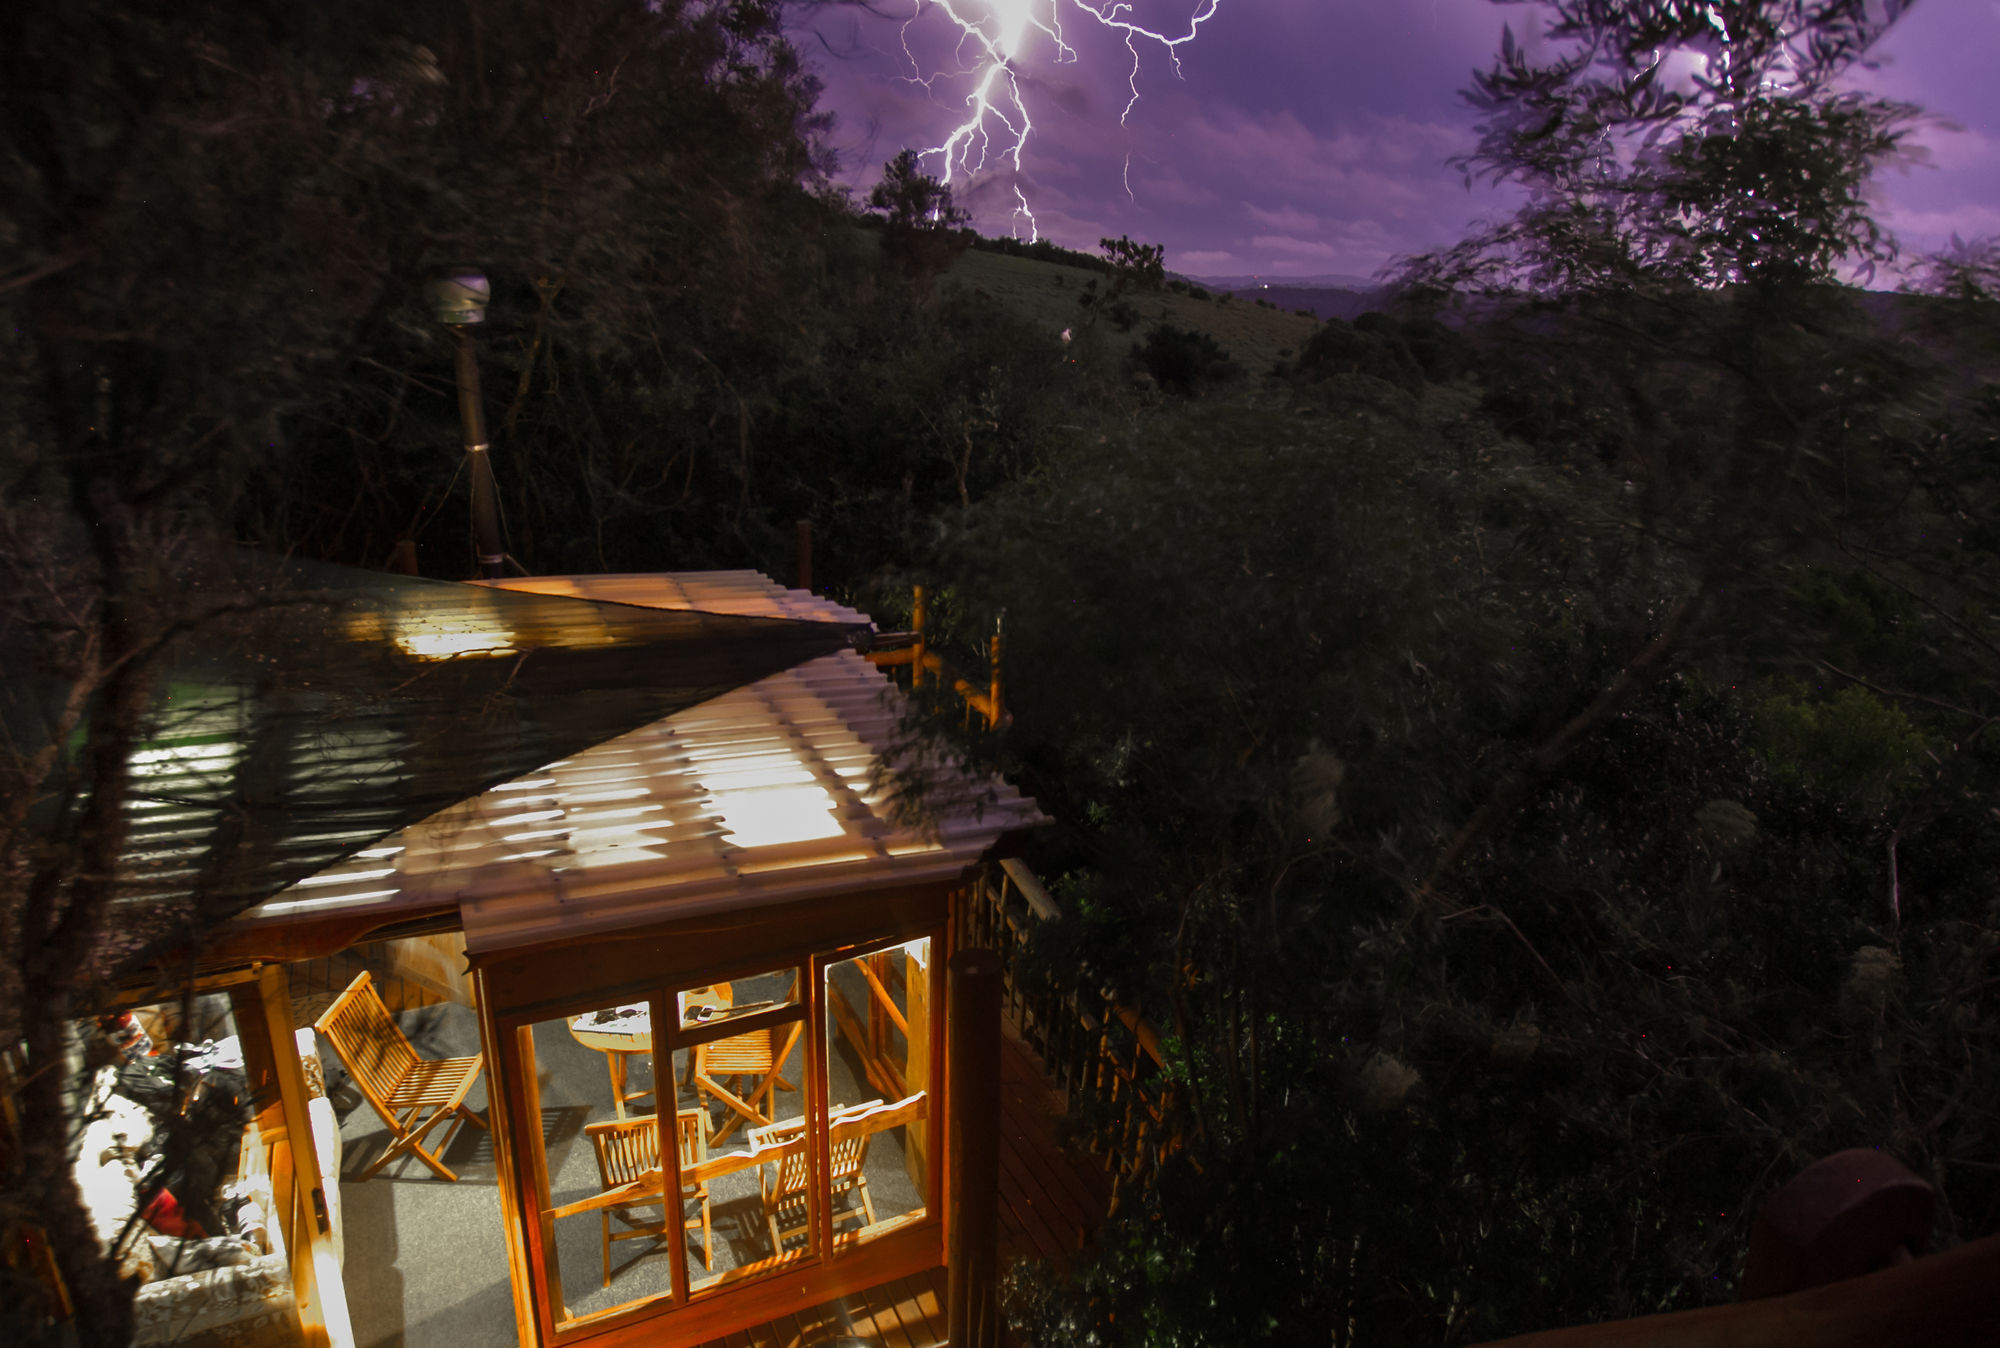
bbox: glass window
[672,966,809,1292]
[71,996,263,1291]
[822,938,932,1244]
[521,1001,673,1327]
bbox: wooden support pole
[912,586,928,691]
[247,965,354,1348]
[947,948,1002,1348]
[988,610,1005,730]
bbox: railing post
[988,610,1005,729]
[948,948,1002,1348]
[912,586,927,692]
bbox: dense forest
[5,1,1998,1344]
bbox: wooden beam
[947,948,1002,1348]
[250,964,354,1348]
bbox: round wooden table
[567,985,732,1120]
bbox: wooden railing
[958,859,1186,1212]
[865,585,1006,730]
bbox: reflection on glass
[677,967,809,1290]
[74,996,266,1302]
[677,967,797,1033]
[823,940,932,1244]
[528,1006,671,1325]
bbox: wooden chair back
[315,971,418,1121]
[753,1093,926,1253]
[586,1110,710,1192]
[587,1114,659,1191]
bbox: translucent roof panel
[236,577,1048,958]
[4,555,869,979]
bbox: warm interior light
[707,785,845,848]
[394,627,520,660]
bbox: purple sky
[792,1,2000,284]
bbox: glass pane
[675,967,809,1289]
[78,997,261,1288]
[823,939,932,1244]
[526,1003,672,1326]
[677,966,799,1033]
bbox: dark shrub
[1135,323,1241,395]
[1292,317,1424,392]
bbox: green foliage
[1750,678,1935,805]
[1131,324,1240,395]
[1905,233,2000,304]
[869,148,969,230]
[1291,316,1425,393]
[868,149,971,275]
[968,232,1114,276]
[1100,234,1167,290]
[1399,0,1924,296]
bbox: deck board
[996,1032,1111,1269]
[695,1029,1107,1347]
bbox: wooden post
[988,611,1005,730]
[247,965,355,1348]
[912,586,928,691]
[795,519,813,593]
[903,944,931,1193]
[947,949,1002,1348]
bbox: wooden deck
[697,1029,1112,1347]
[994,1027,1112,1269]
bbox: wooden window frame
[496,928,946,1347]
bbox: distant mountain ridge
[1181,271,1386,291]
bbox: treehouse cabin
[21,564,1046,1348]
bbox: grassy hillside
[939,245,1324,378]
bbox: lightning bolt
[895,2,1225,212]
[1012,184,1040,242]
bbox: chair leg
[687,1194,712,1271]
[601,1212,612,1289]
[360,1109,461,1183]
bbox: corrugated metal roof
[470,571,871,627]
[233,577,1047,958]
[5,554,869,979]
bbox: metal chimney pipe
[428,271,506,579]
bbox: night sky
[793,1,2000,284]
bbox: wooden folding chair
[693,1022,802,1148]
[583,1110,712,1286]
[314,970,486,1182]
[753,1095,925,1256]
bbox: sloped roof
[6,556,869,978]
[469,570,872,626]
[232,575,1047,959]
